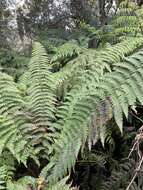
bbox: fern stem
[130,111,143,123]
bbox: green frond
[53,37,143,101]
[101,159,136,190]
[41,88,106,181]
[0,72,23,117]
[46,176,73,190]
[94,1,143,43]
[0,72,36,164]
[119,1,137,9]
[0,165,14,190]
[51,42,82,64]
[113,15,138,26]
[27,42,56,125]
[81,151,106,167]
[7,176,36,190]
[22,42,57,158]
[0,115,35,164]
[2,4,143,188]
[0,151,15,168]
[40,39,143,182]
[6,176,74,190]
[18,70,30,89]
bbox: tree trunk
[98,0,107,25]
[137,0,143,5]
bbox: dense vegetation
[1,0,143,189]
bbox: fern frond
[41,42,143,183]
[46,176,73,190]
[27,42,56,125]
[22,42,57,158]
[51,42,82,64]
[0,73,23,116]
[0,115,35,164]
[100,159,136,190]
[114,15,138,26]
[6,176,74,190]
[7,176,36,190]
[0,72,36,164]
[0,165,14,190]
[53,37,143,100]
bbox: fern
[7,176,36,190]
[6,176,74,190]
[46,177,74,190]
[51,42,82,64]
[19,42,57,158]
[100,159,136,190]
[86,1,143,44]
[2,3,143,187]
[0,166,14,190]
[39,39,143,183]
[0,152,15,189]
[27,42,56,123]
[53,37,143,101]
[0,72,36,164]
[1,38,142,187]
[0,42,58,171]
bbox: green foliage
[1,1,143,189]
[0,48,29,80]
[45,177,74,190]
[81,1,143,45]
[40,33,143,182]
[24,42,56,158]
[101,159,136,190]
[6,176,73,190]
[7,176,36,190]
[51,42,82,64]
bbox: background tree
[0,0,10,48]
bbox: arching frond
[0,165,14,190]
[51,42,82,64]
[100,159,135,190]
[21,42,57,158]
[40,43,143,183]
[0,72,36,164]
